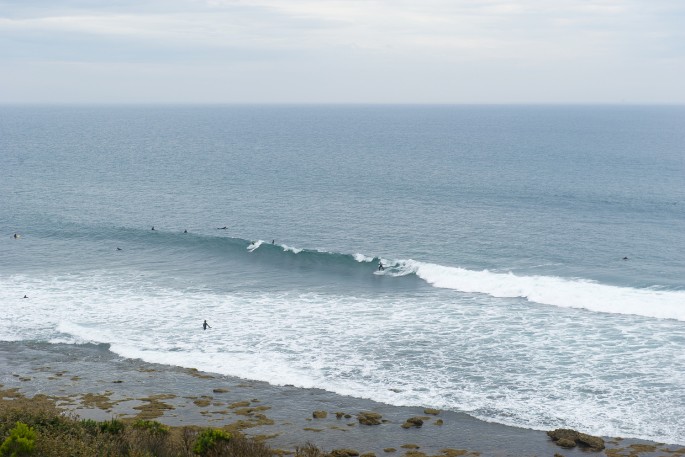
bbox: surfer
[378,261,385,271]
[184,229,188,233]
[217,226,227,230]
[116,247,122,251]
[623,256,629,260]
[151,226,155,231]
[22,295,28,299]
[13,233,19,239]
[203,320,211,330]
[272,239,275,244]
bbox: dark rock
[404,452,428,457]
[401,417,424,428]
[547,428,605,451]
[557,438,576,448]
[329,449,359,457]
[577,432,605,450]
[547,429,578,442]
[358,412,382,425]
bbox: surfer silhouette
[22,295,28,299]
[203,320,211,330]
[116,247,122,251]
[217,226,227,230]
[378,262,385,271]
[151,226,155,231]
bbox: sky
[0,0,684,104]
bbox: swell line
[25,224,685,321]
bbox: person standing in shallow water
[203,320,211,330]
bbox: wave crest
[411,261,685,321]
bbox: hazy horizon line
[2,102,684,107]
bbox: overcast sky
[1,0,683,103]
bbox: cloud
[0,0,683,102]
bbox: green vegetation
[100,418,126,435]
[193,429,231,456]
[0,391,294,456]
[0,422,36,457]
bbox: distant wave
[239,237,386,272]
[31,226,685,321]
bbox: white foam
[353,253,374,262]
[247,240,264,252]
[56,321,116,345]
[1,272,684,445]
[406,260,685,321]
[281,244,303,254]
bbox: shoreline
[1,341,682,457]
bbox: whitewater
[2,236,684,444]
[1,105,684,445]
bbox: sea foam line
[406,260,685,321]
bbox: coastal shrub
[132,419,169,435]
[0,422,36,457]
[0,393,60,435]
[130,419,171,455]
[180,427,199,456]
[80,418,99,435]
[215,433,272,457]
[1,389,325,457]
[193,428,231,456]
[99,418,126,435]
[32,427,107,457]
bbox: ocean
[1,105,684,444]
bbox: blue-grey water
[1,105,684,444]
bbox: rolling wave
[241,235,685,321]
[211,233,685,321]
[31,225,685,321]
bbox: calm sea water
[1,105,684,444]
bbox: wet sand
[1,341,682,457]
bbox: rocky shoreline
[1,341,682,457]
